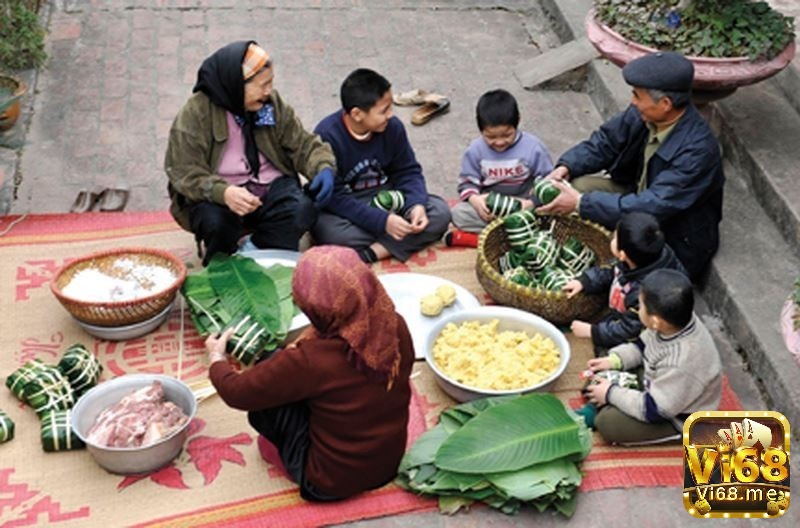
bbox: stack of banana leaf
[181,255,297,365]
[396,393,591,517]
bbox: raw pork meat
[86,381,188,448]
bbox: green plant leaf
[207,254,283,334]
[438,495,473,515]
[181,273,230,333]
[397,423,450,472]
[435,394,585,473]
[485,458,582,501]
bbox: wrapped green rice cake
[40,409,85,452]
[58,344,103,396]
[503,210,542,249]
[22,365,74,417]
[533,177,560,205]
[525,231,559,272]
[6,359,48,401]
[537,266,573,291]
[559,236,595,275]
[370,190,405,213]
[498,250,529,274]
[503,266,534,287]
[226,313,273,366]
[0,410,14,443]
[486,192,522,218]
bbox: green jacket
[164,89,336,230]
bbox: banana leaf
[207,255,284,336]
[182,273,231,334]
[435,394,584,473]
[438,495,473,515]
[485,458,582,501]
[553,494,578,517]
[397,423,450,472]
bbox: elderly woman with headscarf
[205,246,415,501]
[165,41,336,265]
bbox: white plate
[75,305,173,341]
[378,273,481,359]
[239,248,302,268]
[241,249,310,333]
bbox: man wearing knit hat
[165,41,336,265]
[537,51,724,281]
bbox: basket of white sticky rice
[50,247,187,327]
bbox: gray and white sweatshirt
[607,314,722,429]
[457,131,553,201]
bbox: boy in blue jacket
[313,69,450,263]
[564,212,686,354]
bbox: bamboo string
[177,296,184,381]
[0,213,28,237]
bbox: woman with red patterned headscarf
[205,246,414,501]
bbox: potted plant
[0,74,27,131]
[0,0,47,70]
[781,277,800,366]
[586,0,796,99]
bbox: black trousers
[189,176,317,266]
[247,402,339,502]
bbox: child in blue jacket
[564,212,686,353]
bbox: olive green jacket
[164,89,336,231]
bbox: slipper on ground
[393,89,429,106]
[98,186,130,212]
[69,188,104,213]
[411,97,450,126]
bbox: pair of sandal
[70,186,130,213]
[393,89,451,126]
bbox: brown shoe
[70,188,104,213]
[411,97,450,126]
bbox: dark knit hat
[622,51,694,92]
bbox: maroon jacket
[209,316,414,497]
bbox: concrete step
[541,0,800,430]
[770,46,800,115]
[703,161,800,427]
[512,36,599,89]
[716,82,800,260]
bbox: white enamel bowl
[71,374,197,474]
[424,306,571,402]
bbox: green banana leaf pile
[396,393,591,517]
[181,255,296,365]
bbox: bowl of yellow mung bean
[424,306,570,402]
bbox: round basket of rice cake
[423,306,570,402]
[50,247,187,327]
[476,215,613,326]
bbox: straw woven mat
[0,212,742,527]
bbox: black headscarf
[193,40,261,178]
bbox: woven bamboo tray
[476,215,613,326]
[50,247,187,327]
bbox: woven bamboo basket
[476,215,614,326]
[50,248,187,327]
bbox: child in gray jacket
[580,269,722,445]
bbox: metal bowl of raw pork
[71,374,197,474]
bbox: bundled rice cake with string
[57,343,102,397]
[41,409,85,452]
[0,410,14,443]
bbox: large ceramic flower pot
[0,75,27,132]
[585,8,796,102]
[781,299,800,366]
